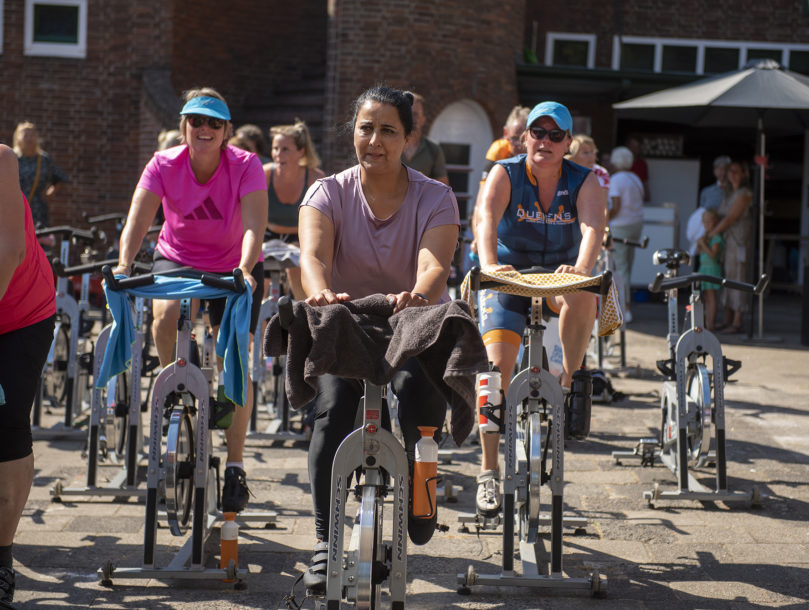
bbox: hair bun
[403,91,414,106]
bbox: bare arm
[239,188,269,293]
[561,172,606,276]
[709,191,752,238]
[0,146,25,300]
[113,187,162,275]
[298,205,350,306]
[474,164,512,270]
[388,223,459,312]
[608,195,622,221]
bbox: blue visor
[180,96,231,121]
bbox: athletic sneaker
[0,567,15,607]
[221,466,250,513]
[302,541,328,595]
[476,470,501,517]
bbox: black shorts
[151,254,265,334]
[0,315,56,462]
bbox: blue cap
[180,96,231,121]
[526,101,572,133]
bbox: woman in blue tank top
[472,101,606,518]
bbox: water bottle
[412,426,438,519]
[476,366,502,434]
[220,511,239,581]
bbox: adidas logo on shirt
[184,196,223,221]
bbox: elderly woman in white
[607,146,645,323]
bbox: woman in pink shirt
[113,87,268,514]
[298,85,459,594]
[0,144,57,606]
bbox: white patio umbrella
[614,59,809,339]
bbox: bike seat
[653,248,690,269]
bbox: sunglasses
[528,127,567,143]
[187,115,225,130]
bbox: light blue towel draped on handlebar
[97,275,252,406]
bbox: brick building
[2,0,808,286]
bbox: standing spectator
[566,134,610,205]
[235,124,271,164]
[625,135,649,202]
[699,155,731,212]
[12,122,68,228]
[696,209,724,331]
[607,146,645,323]
[707,160,753,334]
[402,93,449,185]
[0,144,57,607]
[157,129,183,151]
[264,120,326,299]
[686,155,731,261]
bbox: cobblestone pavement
[11,295,809,609]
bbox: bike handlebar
[35,225,101,243]
[649,272,769,295]
[83,211,127,224]
[609,234,649,249]
[101,265,246,294]
[53,258,151,278]
[470,266,612,297]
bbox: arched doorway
[428,99,493,222]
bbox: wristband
[117,262,131,269]
[413,292,429,302]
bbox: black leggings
[307,359,447,540]
[0,315,56,462]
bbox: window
[621,42,655,71]
[662,45,698,73]
[25,0,87,58]
[545,33,596,68]
[704,47,739,74]
[613,36,809,75]
[789,50,809,75]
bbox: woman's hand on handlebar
[110,264,131,277]
[554,264,590,277]
[386,291,428,313]
[240,267,257,294]
[305,288,351,307]
[482,263,515,274]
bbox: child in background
[697,209,724,330]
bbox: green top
[267,166,309,228]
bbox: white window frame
[24,0,87,59]
[545,32,596,69]
[612,35,809,74]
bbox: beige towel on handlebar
[460,269,623,336]
[263,294,488,446]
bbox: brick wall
[0,1,173,226]
[323,0,525,172]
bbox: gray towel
[264,294,488,445]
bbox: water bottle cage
[480,403,505,434]
[565,371,593,440]
[411,475,441,519]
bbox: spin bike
[33,225,104,436]
[588,232,648,369]
[97,266,260,586]
[457,267,608,597]
[611,248,768,506]
[275,296,413,609]
[51,261,159,501]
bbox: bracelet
[117,262,131,269]
[413,292,429,302]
